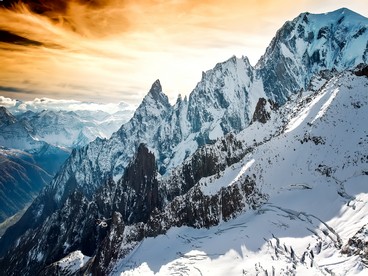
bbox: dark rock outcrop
[252,98,271,124]
[162,133,250,201]
[354,63,368,77]
[341,224,368,264]
[119,144,160,223]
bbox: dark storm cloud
[0,29,43,46]
[0,85,35,94]
[0,0,106,14]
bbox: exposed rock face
[354,63,368,77]
[0,106,16,127]
[252,98,271,124]
[161,175,265,229]
[341,224,368,263]
[90,212,126,275]
[119,144,160,223]
[162,133,249,201]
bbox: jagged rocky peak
[251,98,278,124]
[150,79,162,92]
[200,55,253,83]
[0,106,16,126]
[145,79,169,105]
[131,79,172,124]
[175,93,182,105]
[354,63,368,77]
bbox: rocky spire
[0,106,16,127]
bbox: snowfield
[113,193,368,275]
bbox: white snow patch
[232,158,255,184]
[209,124,223,140]
[36,252,44,262]
[280,43,294,59]
[311,88,339,124]
[56,250,91,274]
[200,157,254,196]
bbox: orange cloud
[0,0,367,104]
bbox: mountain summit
[148,79,163,100]
[257,8,368,103]
[0,106,16,127]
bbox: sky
[0,0,367,106]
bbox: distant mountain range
[0,101,134,223]
[1,99,135,148]
[0,8,367,276]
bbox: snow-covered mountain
[16,108,133,148]
[0,106,43,151]
[0,103,133,223]
[258,7,368,104]
[0,8,367,276]
[0,106,16,127]
[16,109,92,148]
[0,107,71,173]
[1,97,135,148]
[0,106,70,175]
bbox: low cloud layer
[0,96,17,108]
[0,0,367,104]
[0,96,135,114]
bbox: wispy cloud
[0,0,367,104]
